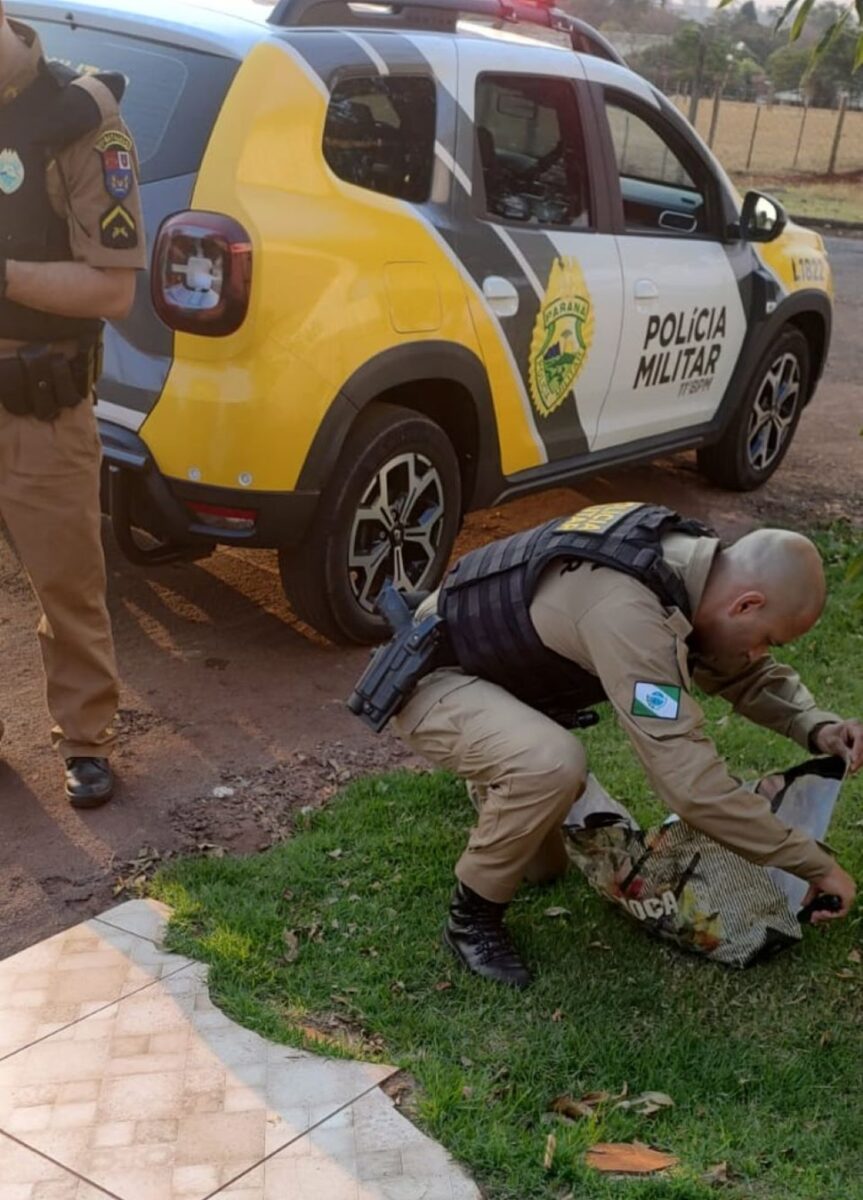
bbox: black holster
[347,587,449,733]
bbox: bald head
[720,529,825,620]
[693,529,826,667]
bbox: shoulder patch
[100,203,138,249]
[632,682,681,720]
[95,129,132,154]
[96,130,135,202]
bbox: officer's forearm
[5,260,135,322]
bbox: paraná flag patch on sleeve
[631,682,681,720]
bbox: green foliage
[766,42,812,90]
[721,0,863,84]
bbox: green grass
[153,526,863,1200]
[731,172,863,224]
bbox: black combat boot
[444,880,532,988]
[65,758,114,808]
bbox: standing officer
[0,6,146,806]
[357,502,863,987]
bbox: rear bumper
[98,421,320,550]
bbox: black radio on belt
[0,341,101,422]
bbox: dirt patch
[166,735,419,859]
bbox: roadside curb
[790,213,863,233]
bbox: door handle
[482,275,519,318]
[634,278,659,301]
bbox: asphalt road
[0,236,860,956]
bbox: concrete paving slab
[0,910,193,1063]
[213,1088,479,1199]
[0,1130,113,1200]
[0,902,479,1200]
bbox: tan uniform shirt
[0,20,147,354]
[529,532,839,881]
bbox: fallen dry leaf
[299,1024,334,1045]
[282,888,294,902]
[550,1085,629,1123]
[326,848,344,860]
[834,969,856,980]
[550,1095,596,1121]
[586,1142,678,1175]
[434,981,453,992]
[615,1091,674,1117]
[544,1132,557,1171]
[551,1008,565,1022]
[544,906,570,918]
[820,1029,833,1048]
[702,1161,730,1186]
[848,948,862,965]
[282,929,300,964]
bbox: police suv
[12,0,834,642]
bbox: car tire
[279,402,462,644]
[697,327,810,492]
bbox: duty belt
[0,342,101,421]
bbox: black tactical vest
[438,503,715,722]
[0,55,117,343]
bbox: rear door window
[474,74,591,228]
[323,75,437,202]
[27,19,237,182]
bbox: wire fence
[666,92,863,176]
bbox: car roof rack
[267,0,626,66]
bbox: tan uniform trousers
[0,398,118,760]
[394,669,587,904]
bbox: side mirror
[739,190,787,243]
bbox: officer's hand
[814,720,863,773]
[802,863,857,923]
[756,774,784,802]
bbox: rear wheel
[279,403,462,644]
[697,327,810,491]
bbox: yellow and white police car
[14,0,834,641]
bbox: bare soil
[0,236,860,959]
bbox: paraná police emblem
[95,129,134,202]
[0,148,25,196]
[102,149,133,199]
[529,256,595,418]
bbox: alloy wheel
[348,451,446,615]
[746,351,801,474]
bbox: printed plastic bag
[563,757,845,968]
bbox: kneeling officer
[349,502,862,987]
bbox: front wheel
[697,327,810,492]
[279,403,462,644]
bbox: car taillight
[152,211,252,336]
[187,502,257,532]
